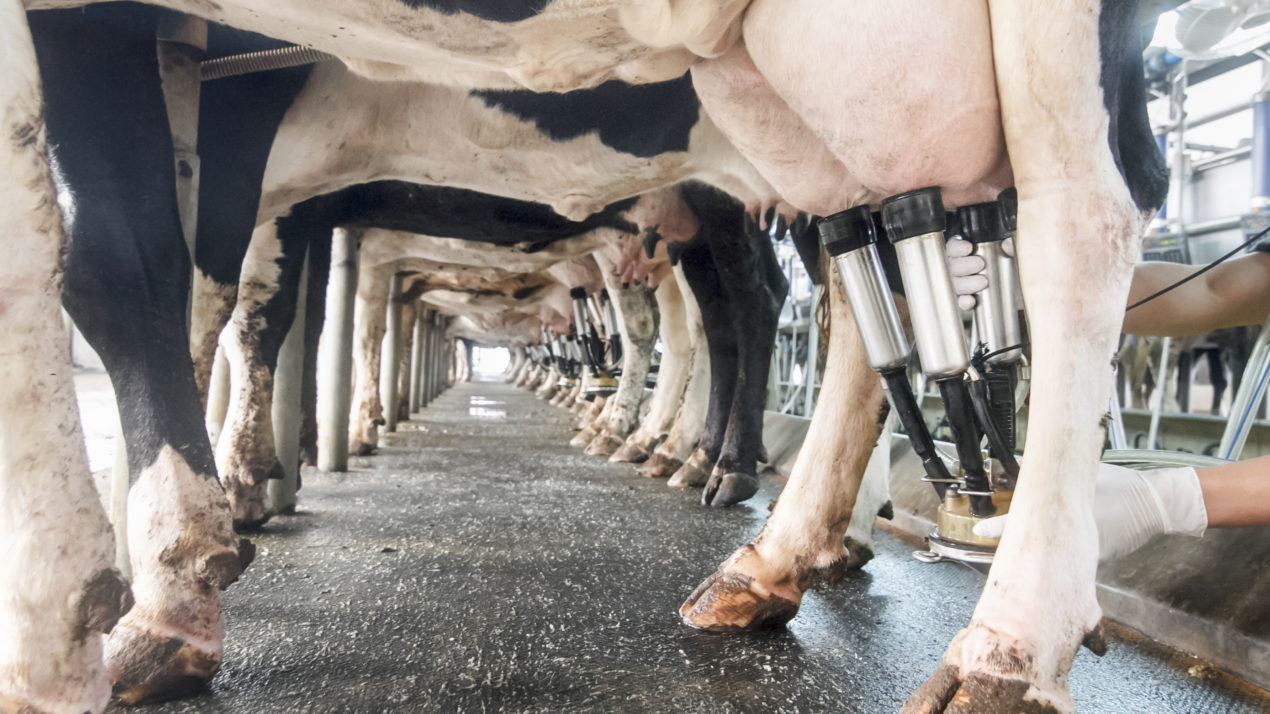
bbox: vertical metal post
[205,345,230,448]
[1107,374,1128,451]
[269,256,307,514]
[1252,62,1270,213]
[409,306,425,413]
[1147,336,1172,450]
[802,285,821,416]
[317,228,359,472]
[379,274,404,432]
[1219,313,1270,460]
[420,310,433,407]
[1166,62,1188,233]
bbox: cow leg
[669,238,738,488]
[0,7,131,711]
[350,265,392,456]
[682,268,882,628]
[29,5,249,703]
[904,3,1163,711]
[585,252,658,457]
[215,216,310,530]
[613,277,691,463]
[701,207,787,507]
[643,263,711,477]
[189,48,312,403]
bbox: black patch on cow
[1100,3,1169,213]
[293,181,638,246]
[195,24,314,286]
[394,0,548,23]
[472,75,699,158]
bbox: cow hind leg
[215,218,309,530]
[29,5,249,703]
[681,267,883,629]
[700,202,787,507]
[904,3,1166,711]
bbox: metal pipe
[1151,216,1243,242]
[1108,379,1129,451]
[317,228,358,472]
[1254,86,1270,211]
[409,308,424,413]
[379,274,404,432]
[201,45,336,81]
[269,255,307,514]
[1147,335,1172,450]
[1191,145,1252,173]
[1185,98,1252,130]
[1219,312,1270,459]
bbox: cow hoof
[610,438,652,464]
[701,470,759,507]
[570,426,598,448]
[842,537,875,570]
[902,664,1063,714]
[106,620,220,705]
[667,450,713,488]
[638,450,682,478]
[679,545,802,631]
[349,438,377,456]
[226,482,271,532]
[585,431,624,457]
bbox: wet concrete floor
[129,378,1270,713]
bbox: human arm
[1122,252,1270,336]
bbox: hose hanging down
[201,45,336,81]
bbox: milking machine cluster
[818,187,1028,565]
[570,287,622,399]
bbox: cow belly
[743,0,1011,205]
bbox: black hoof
[702,471,759,507]
[232,512,272,533]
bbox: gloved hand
[945,236,1015,311]
[972,461,1208,562]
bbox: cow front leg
[904,2,1161,710]
[702,212,787,507]
[0,7,132,711]
[682,272,883,628]
[215,219,309,529]
[613,277,692,463]
[668,237,739,488]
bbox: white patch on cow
[0,6,119,710]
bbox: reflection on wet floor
[468,395,507,419]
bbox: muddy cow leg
[350,264,392,456]
[613,276,692,463]
[188,32,312,404]
[904,3,1168,711]
[669,234,738,488]
[690,187,787,507]
[30,5,248,703]
[215,213,311,530]
[681,264,883,629]
[0,5,131,711]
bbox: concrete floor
[124,377,1270,713]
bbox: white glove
[945,236,1016,311]
[972,462,1208,562]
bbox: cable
[1126,226,1270,311]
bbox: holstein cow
[8,3,1173,714]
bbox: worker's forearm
[1121,262,1212,336]
[1196,455,1270,527]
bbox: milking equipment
[819,186,1027,565]
[572,287,619,398]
